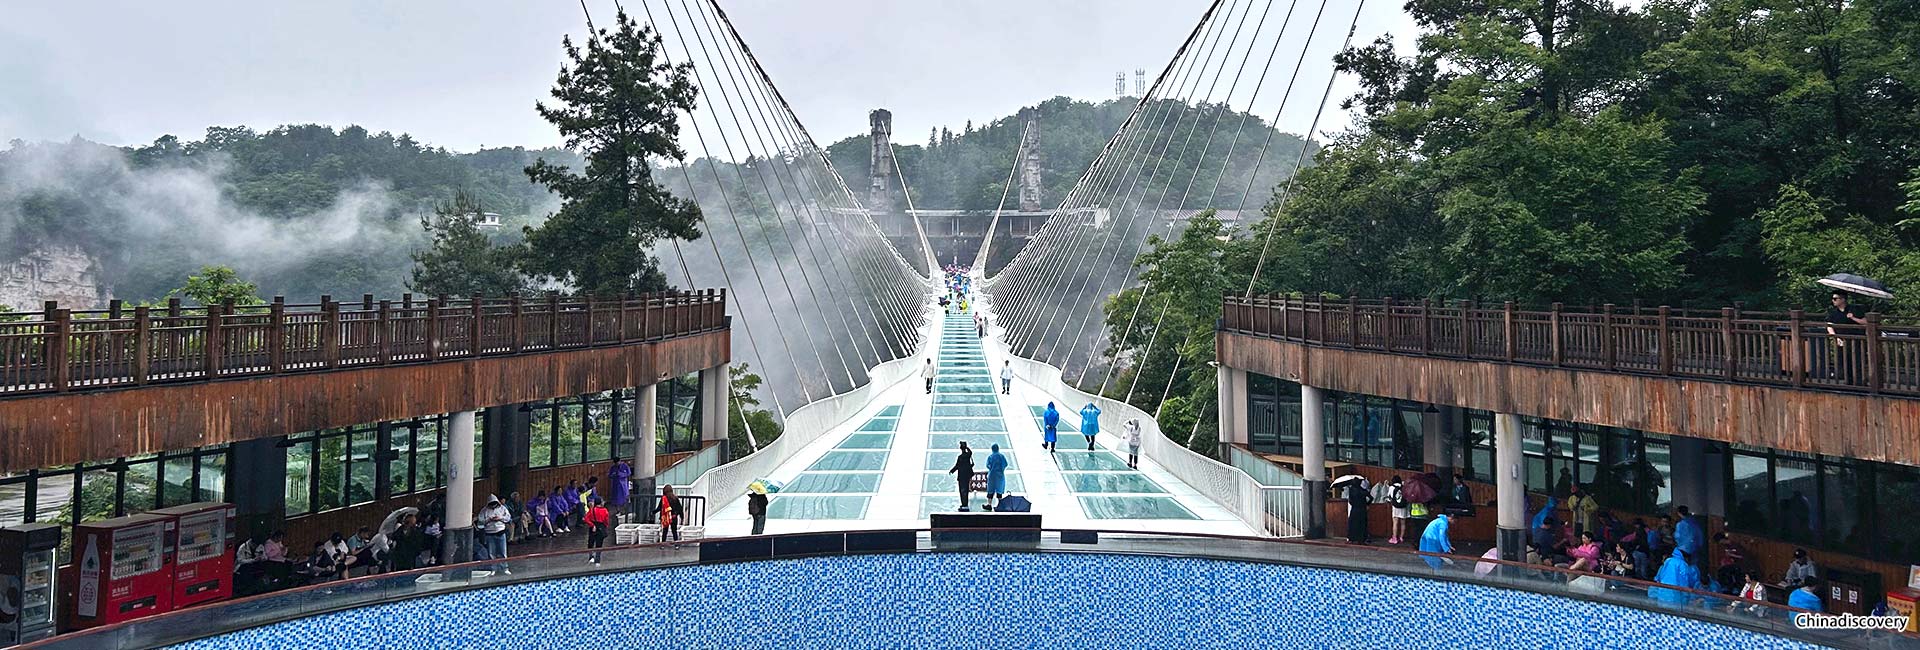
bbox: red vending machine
[61,513,173,632]
[0,523,61,645]
[150,502,235,608]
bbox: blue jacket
[985,446,1008,494]
[1080,404,1101,435]
[1043,404,1060,428]
[1418,515,1453,570]
[1529,497,1558,530]
[1649,555,1700,605]
[1788,587,1823,611]
[1674,516,1704,555]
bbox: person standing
[977,314,987,338]
[984,444,1008,511]
[747,490,769,535]
[654,485,685,544]
[608,460,632,511]
[1079,402,1102,451]
[389,513,426,572]
[1345,478,1372,545]
[1673,506,1705,573]
[477,495,511,573]
[1567,484,1599,539]
[1826,291,1867,384]
[948,442,975,512]
[1042,402,1060,452]
[1386,476,1409,545]
[923,359,938,394]
[1124,419,1143,469]
[1783,547,1819,589]
[1000,361,1013,395]
[583,497,611,564]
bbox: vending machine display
[151,502,235,608]
[0,523,61,645]
[62,513,174,632]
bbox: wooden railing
[1222,295,1920,397]
[0,290,727,396]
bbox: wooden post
[1788,309,1805,387]
[426,298,442,361]
[48,306,71,392]
[1347,296,1359,348]
[1317,294,1328,345]
[1461,300,1473,357]
[584,294,597,345]
[1383,297,1397,351]
[1602,303,1617,371]
[362,294,374,311]
[377,300,393,365]
[511,295,525,353]
[1866,312,1883,393]
[133,306,151,385]
[616,292,630,343]
[269,298,286,373]
[1503,301,1516,362]
[1657,306,1673,375]
[547,293,560,348]
[1420,298,1433,354]
[323,298,341,368]
[1550,302,1563,366]
[1721,307,1737,381]
[204,302,223,378]
[470,294,485,356]
[108,299,122,319]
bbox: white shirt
[922,364,937,379]
[479,503,512,534]
[1125,421,1142,447]
[1000,367,1013,380]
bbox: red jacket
[583,506,610,532]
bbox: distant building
[474,212,503,229]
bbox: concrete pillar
[699,365,731,463]
[1669,436,1711,517]
[1301,384,1327,539]
[442,409,477,564]
[1421,406,1449,480]
[230,437,287,539]
[633,383,659,521]
[1214,365,1246,457]
[1495,413,1526,562]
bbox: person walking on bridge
[1079,403,1102,451]
[1000,361,1013,395]
[949,442,976,512]
[1124,419,1142,469]
[985,444,1008,511]
[923,359,938,394]
[1042,402,1060,452]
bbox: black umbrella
[1817,273,1893,300]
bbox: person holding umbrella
[948,442,976,511]
[1817,273,1891,385]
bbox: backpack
[1390,485,1408,508]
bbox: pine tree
[520,10,702,296]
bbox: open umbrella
[1817,273,1893,300]
[1402,478,1437,504]
[1329,474,1365,489]
[1474,548,1502,577]
[748,478,784,495]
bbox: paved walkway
[702,299,1253,537]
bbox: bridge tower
[867,109,896,214]
[1017,108,1044,212]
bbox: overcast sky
[0,0,1413,153]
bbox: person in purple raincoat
[552,484,575,533]
[528,490,555,538]
[609,460,633,508]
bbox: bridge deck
[703,301,1250,536]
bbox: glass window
[285,441,312,517]
[1576,427,1602,487]
[414,422,440,491]
[316,434,347,512]
[615,390,636,460]
[35,472,74,525]
[349,429,377,506]
[1774,456,1819,544]
[558,403,584,465]
[1364,398,1392,466]
[1821,462,1868,554]
[1727,449,1770,531]
[196,450,227,503]
[77,469,115,523]
[1876,464,1920,564]
[585,398,613,462]
[120,457,159,515]
[1466,412,1493,483]
[0,477,24,528]
[161,453,195,507]
[530,405,554,468]
[1644,435,1672,512]
[1396,406,1424,470]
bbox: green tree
[520,10,703,296]
[726,363,783,454]
[169,265,263,306]
[410,190,525,297]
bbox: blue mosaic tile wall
[174,553,1816,650]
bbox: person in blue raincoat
[1079,403,1101,451]
[1418,514,1453,570]
[1529,496,1558,531]
[985,444,1009,510]
[1649,550,1702,606]
[1672,506,1704,571]
[1042,403,1061,452]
